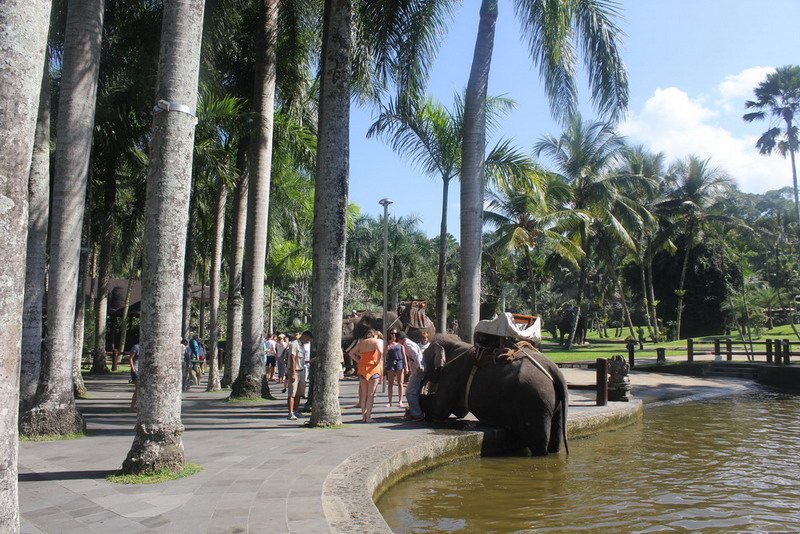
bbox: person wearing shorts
[384,331,407,409]
[287,331,311,420]
[349,329,383,423]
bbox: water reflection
[378,391,800,533]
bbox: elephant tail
[558,373,569,455]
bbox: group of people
[348,329,430,423]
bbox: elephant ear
[422,343,445,382]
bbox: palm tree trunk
[21,60,51,411]
[435,176,450,332]
[222,144,249,388]
[459,0,497,342]
[92,176,115,373]
[181,193,196,337]
[118,258,136,354]
[206,183,227,392]
[72,193,91,399]
[121,0,205,475]
[0,0,51,523]
[786,121,800,250]
[199,269,206,340]
[21,0,105,438]
[308,0,351,427]
[525,248,537,314]
[231,0,279,400]
[639,252,655,341]
[675,224,695,340]
[647,253,660,341]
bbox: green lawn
[538,324,800,362]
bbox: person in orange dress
[349,329,384,423]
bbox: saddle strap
[464,365,479,413]
[520,353,555,384]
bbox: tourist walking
[287,331,312,420]
[276,333,288,385]
[349,329,384,423]
[265,333,278,382]
[384,331,407,409]
[399,332,425,421]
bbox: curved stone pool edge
[322,399,644,534]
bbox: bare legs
[361,377,380,422]
[385,370,405,408]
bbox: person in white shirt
[398,332,425,421]
[265,333,278,382]
[286,331,312,420]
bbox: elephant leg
[520,417,551,456]
[547,404,564,453]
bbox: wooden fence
[626,338,797,368]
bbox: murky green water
[377,390,800,533]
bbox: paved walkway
[19,369,754,533]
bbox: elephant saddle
[398,300,434,330]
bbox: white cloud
[715,66,775,113]
[619,80,791,194]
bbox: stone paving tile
[19,369,751,532]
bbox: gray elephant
[420,334,568,456]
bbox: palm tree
[121,0,206,475]
[458,0,628,342]
[485,174,587,314]
[744,65,800,235]
[21,62,51,410]
[231,0,281,400]
[309,0,451,427]
[20,0,106,438]
[367,93,526,331]
[0,0,52,524]
[617,145,667,341]
[661,155,733,339]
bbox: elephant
[420,334,568,456]
[557,309,587,347]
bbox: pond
[377,390,800,533]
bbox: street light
[379,198,393,346]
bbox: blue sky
[348,0,800,239]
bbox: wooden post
[774,339,782,365]
[687,338,694,362]
[111,349,120,372]
[656,347,666,363]
[596,358,608,407]
[627,343,635,369]
[766,339,773,364]
[784,339,791,365]
[725,340,733,361]
[714,338,721,360]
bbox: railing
[625,338,796,368]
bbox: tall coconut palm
[308,0,353,426]
[617,145,667,341]
[121,0,205,475]
[20,0,106,438]
[744,65,800,235]
[367,93,526,332]
[662,155,733,339]
[534,117,628,302]
[0,0,52,525]
[485,174,588,314]
[230,0,280,400]
[21,62,52,410]
[458,0,627,342]
[309,0,452,426]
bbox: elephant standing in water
[421,334,568,456]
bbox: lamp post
[379,198,393,346]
